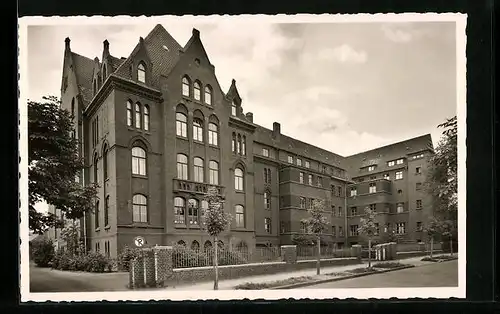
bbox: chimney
[272,122,281,140]
[245,112,253,123]
[103,39,109,54]
[65,37,71,51]
[192,28,200,38]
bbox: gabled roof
[70,52,95,104]
[114,24,183,88]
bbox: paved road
[297,260,458,289]
[29,262,129,292]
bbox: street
[297,260,458,289]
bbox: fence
[171,245,281,269]
[296,245,352,260]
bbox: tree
[423,216,443,258]
[60,222,80,256]
[201,186,231,290]
[301,199,329,275]
[28,96,98,234]
[357,207,378,269]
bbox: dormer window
[231,100,237,116]
[137,62,146,83]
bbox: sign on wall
[134,236,146,248]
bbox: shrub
[172,245,209,268]
[32,238,55,267]
[117,246,142,271]
[217,249,248,266]
[372,262,405,269]
[421,257,438,262]
[51,251,113,273]
[82,252,111,273]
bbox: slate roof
[71,52,95,104]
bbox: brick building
[47,25,435,258]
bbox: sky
[27,20,458,211]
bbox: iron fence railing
[296,246,352,260]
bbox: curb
[270,265,415,290]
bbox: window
[201,200,208,223]
[332,226,336,236]
[237,134,241,154]
[416,221,422,231]
[368,165,375,171]
[383,173,390,180]
[338,186,342,197]
[412,153,425,159]
[191,241,200,251]
[188,199,199,225]
[387,161,395,167]
[299,172,304,184]
[264,168,271,184]
[94,201,100,228]
[350,207,357,216]
[232,133,236,152]
[234,167,244,191]
[231,100,237,116]
[182,77,190,97]
[280,221,286,234]
[305,161,310,168]
[370,176,376,180]
[104,196,110,226]
[174,197,185,224]
[305,174,312,186]
[103,64,107,80]
[369,183,377,193]
[132,194,147,223]
[397,202,404,213]
[395,171,403,180]
[350,187,357,197]
[369,204,376,212]
[300,222,307,234]
[350,225,359,236]
[264,191,271,209]
[322,166,327,173]
[262,148,269,157]
[339,226,344,236]
[143,105,150,131]
[208,123,218,146]
[264,218,271,233]
[416,199,422,209]
[176,113,188,137]
[131,147,147,176]
[317,177,322,187]
[176,154,188,180]
[93,79,97,95]
[193,157,204,183]
[193,118,204,142]
[137,63,146,83]
[396,222,406,234]
[242,136,246,155]
[204,86,212,105]
[374,223,380,235]
[299,197,306,209]
[135,103,141,129]
[396,158,404,165]
[103,145,108,180]
[235,205,245,228]
[416,182,422,190]
[338,206,342,217]
[398,189,403,194]
[297,159,302,167]
[193,81,201,101]
[209,160,219,185]
[93,154,99,183]
[288,155,293,163]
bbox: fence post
[129,255,145,289]
[153,246,173,287]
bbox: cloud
[381,24,436,43]
[318,44,368,64]
[382,25,413,43]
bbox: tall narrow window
[193,118,204,142]
[104,195,110,226]
[234,167,244,191]
[209,160,219,185]
[127,101,133,126]
[193,157,204,183]
[308,174,313,185]
[182,77,190,97]
[103,145,108,180]
[176,154,188,180]
[300,197,306,209]
[93,154,99,183]
[135,103,141,129]
[235,205,245,228]
[242,136,246,155]
[103,64,107,80]
[231,133,236,153]
[204,86,212,105]
[137,63,146,83]
[188,199,199,225]
[71,98,75,117]
[397,202,404,213]
[262,148,269,157]
[201,200,208,224]
[176,112,188,137]
[264,191,271,209]
[297,159,302,167]
[305,161,310,168]
[131,147,147,176]
[208,123,218,146]
[369,183,376,193]
[193,81,201,101]
[174,197,185,224]
[350,187,357,196]
[231,100,237,116]
[264,218,271,233]
[299,172,304,184]
[237,134,242,154]
[143,105,150,131]
[94,201,100,228]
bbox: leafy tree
[60,222,80,256]
[201,186,231,290]
[28,96,98,234]
[32,238,55,267]
[423,216,443,258]
[357,206,378,269]
[301,199,329,275]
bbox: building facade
[48,25,435,258]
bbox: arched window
[143,105,150,131]
[131,146,147,176]
[137,62,146,83]
[264,191,271,209]
[191,240,200,251]
[204,86,212,105]
[231,100,237,116]
[232,133,236,153]
[234,167,244,191]
[95,201,100,228]
[103,144,108,180]
[193,157,204,183]
[132,194,148,223]
[176,154,188,180]
[103,64,107,80]
[237,134,241,154]
[126,101,133,126]
[71,98,75,117]
[208,123,218,146]
[176,112,188,137]
[235,205,245,228]
[242,136,246,155]
[193,118,204,142]
[209,160,219,185]
[174,197,185,224]
[188,199,199,225]
[204,240,212,251]
[193,81,201,101]
[135,103,141,129]
[93,154,99,183]
[201,200,209,223]
[182,76,190,97]
[104,195,110,226]
[177,240,186,247]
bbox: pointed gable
[70,52,95,105]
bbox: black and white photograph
[19,14,466,302]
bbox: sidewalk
[165,255,440,290]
